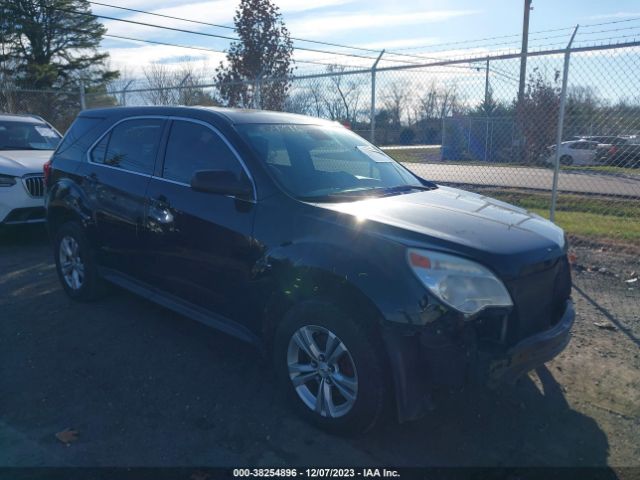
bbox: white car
[0,114,61,226]
[544,140,599,166]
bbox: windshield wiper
[299,184,436,202]
[341,184,436,197]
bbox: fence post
[550,25,579,222]
[370,50,385,144]
[121,80,134,106]
[79,83,86,110]
[484,57,490,161]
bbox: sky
[94,0,640,78]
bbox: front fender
[263,239,435,328]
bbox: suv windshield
[237,124,426,201]
[0,121,61,150]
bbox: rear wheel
[54,222,104,301]
[273,300,387,434]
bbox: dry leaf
[55,428,79,444]
[593,322,616,331]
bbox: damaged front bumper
[383,300,575,423]
[486,300,574,385]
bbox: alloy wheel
[59,235,85,290]
[287,325,358,418]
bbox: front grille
[22,175,45,197]
[505,256,571,344]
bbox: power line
[57,4,426,66]
[88,1,386,56]
[103,34,359,68]
[88,1,468,64]
[391,16,640,54]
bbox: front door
[81,117,166,276]
[140,118,258,324]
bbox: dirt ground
[0,226,638,471]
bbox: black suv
[45,107,574,433]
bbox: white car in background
[0,114,61,226]
[544,139,599,166]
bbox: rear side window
[56,116,103,154]
[162,120,243,184]
[90,118,164,175]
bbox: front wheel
[273,300,388,434]
[53,221,104,301]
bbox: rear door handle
[147,197,174,224]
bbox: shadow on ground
[0,226,614,469]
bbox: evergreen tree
[0,0,118,90]
[215,0,293,110]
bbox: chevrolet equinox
[45,107,574,434]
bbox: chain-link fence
[2,41,639,332]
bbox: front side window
[237,124,423,200]
[91,118,164,175]
[0,121,61,151]
[163,120,243,184]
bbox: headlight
[407,248,513,315]
[0,174,16,187]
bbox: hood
[312,186,566,278]
[0,150,53,176]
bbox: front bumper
[0,178,45,225]
[485,300,574,384]
[383,299,575,422]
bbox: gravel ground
[1,226,638,470]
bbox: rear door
[139,118,258,322]
[81,117,166,276]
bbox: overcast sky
[93,0,640,76]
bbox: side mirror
[190,169,253,198]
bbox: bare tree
[324,65,362,124]
[142,63,179,106]
[383,81,408,127]
[176,63,218,106]
[415,82,461,121]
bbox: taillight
[608,145,618,156]
[43,159,52,187]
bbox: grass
[478,188,640,244]
[381,146,640,245]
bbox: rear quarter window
[55,116,105,155]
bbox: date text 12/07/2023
[232,468,401,478]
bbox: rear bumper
[383,300,575,423]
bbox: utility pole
[517,0,532,104]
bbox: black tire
[53,221,104,301]
[273,300,388,435]
[560,155,573,166]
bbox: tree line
[2,0,638,161]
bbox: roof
[0,113,46,124]
[80,105,340,126]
